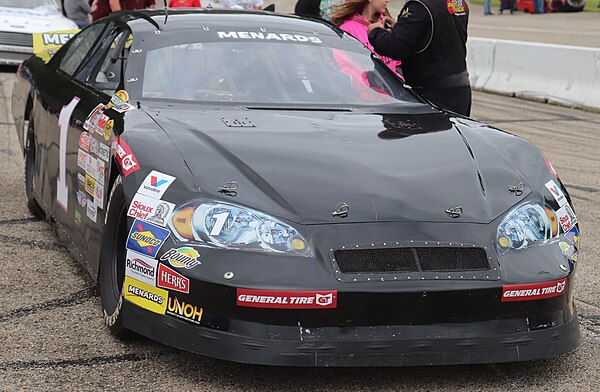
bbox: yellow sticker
[104,119,114,142]
[32,30,79,63]
[85,173,96,197]
[124,276,168,315]
[106,90,130,109]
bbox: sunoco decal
[501,278,567,302]
[124,276,168,314]
[126,219,170,257]
[236,289,337,309]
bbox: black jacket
[368,0,469,89]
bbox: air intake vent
[333,246,489,274]
[0,32,33,47]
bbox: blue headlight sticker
[565,226,580,248]
[127,219,170,257]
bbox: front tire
[99,175,130,337]
[24,120,44,218]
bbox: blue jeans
[533,0,545,13]
[500,0,516,11]
[484,0,492,14]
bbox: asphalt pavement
[1,63,600,390]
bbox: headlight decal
[168,201,312,257]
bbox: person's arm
[367,2,431,61]
[81,0,92,13]
[109,0,121,11]
[147,0,156,8]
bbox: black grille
[0,32,33,47]
[334,247,489,274]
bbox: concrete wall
[467,38,600,112]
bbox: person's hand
[383,16,396,29]
[91,0,97,13]
[368,22,384,34]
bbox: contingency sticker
[556,204,577,233]
[236,289,337,309]
[124,276,168,315]
[86,199,98,223]
[126,219,170,257]
[125,250,157,287]
[85,173,96,197]
[166,296,203,324]
[127,193,175,227]
[157,263,189,294]
[137,170,176,199]
[501,279,567,302]
[545,180,567,207]
[115,137,140,177]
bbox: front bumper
[0,44,32,65]
[124,299,580,366]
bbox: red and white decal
[157,263,189,294]
[79,132,91,151]
[236,289,337,309]
[501,278,567,302]
[556,204,577,233]
[115,137,139,177]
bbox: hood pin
[445,206,463,218]
[332,202,349,218]
[218,181,238,197]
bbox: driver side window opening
[85,28,133,95]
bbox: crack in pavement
[0,353,145,371]
[0,233,64,251]
[0,217,40,226]
[564,184,600,193]
[0,286,98,323]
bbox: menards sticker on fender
[236,289,337,309]
[501,278,567,302]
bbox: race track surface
[0,70,599,390]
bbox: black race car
[11,9,580,366]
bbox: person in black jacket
[368,0,471,116]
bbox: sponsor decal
[79,132,91,151]
[216,31,322,43]
[76,190,87,207]
[127,193,174,227]
[84,104,105,133]
[95,159,105,184]
[99,143,110,162]
[94,182,104,209]
[87,199,98,223]
[124,276,168,314]
[559,241,577,261]
[565,226,579,248]
[137,170,176,199]
[556,204,577,233]
[77,149,88,170]
[160,247,201,269]
[90,137,100,156]
[77,173,86,187]
[126,219,170,257]
[236,289,338,309]
[104,119,114,142]
[446,0,466,15]
[115,137,139,177]
[32,30,78,62]
[166,296,203,324]
[87,156,98,180]
[106,90,134,113]
[545,180,567,207]
[95,114,109,136]
[74,210,81,225]
[125,250,157,287]
[501,278,567,302]
[157,263,189,294]
[85,174,96,197]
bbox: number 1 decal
[56,96,80,211]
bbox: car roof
[104,9,341,36]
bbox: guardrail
[467,38,600,112]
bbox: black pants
[415,86,472,117]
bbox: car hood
[147,107,531,225]
[0,6,75,32]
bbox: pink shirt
[339,13,402,78]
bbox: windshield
[0,0,58,10]
[142,36,420,107]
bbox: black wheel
[24,120,44,218]
[557,0,585,11]
[99,175,131,337]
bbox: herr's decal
[126,219,170,257]
[216,31,322,44]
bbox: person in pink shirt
[169,0,202,7]
[331,0,402,78]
